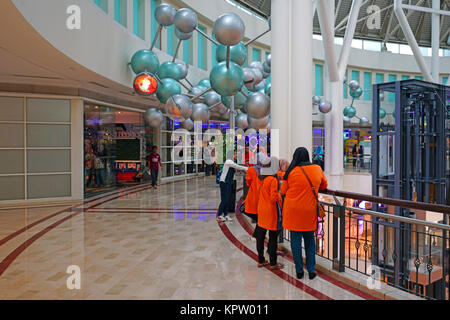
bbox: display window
[83,104,155,197]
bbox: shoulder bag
[299,167,326,222]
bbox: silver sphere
[248,61,264,74]
[252,68,263,85]
[145,108,164,128]
[243,68,256,88]
[359,116,370,125]
[266,54,271,68]
[181,118,194,131]
[253,79,265,92]
[246,92,270,119]
[213,13,245,46]
[176,62,189,80]
[348,80,360,91]
[164,94,193,122]
[312,95,321,105]
[221,109,231,120]
[155,3,176,26]
[343,116,350,125]
[203,90,221,107]
[191,103,210,122]
[175,28,193,40]
[379,92,385,101]
[248,115,269,130]
[235,113,249,129]
[318,99,332,113]
[189,86,206,103]
[174,8,198,33]
[263,60,271,74]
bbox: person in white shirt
[217,151,248,222]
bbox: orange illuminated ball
[133,73,158,95]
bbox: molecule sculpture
[129,3,272,130]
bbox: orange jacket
[244,167,261,214]
[257,176,282,231]
[276,170,285,180]
[281,165,328,232]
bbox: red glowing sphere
[133,72,158,95]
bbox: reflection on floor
[0,177,373,300]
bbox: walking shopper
[281,147,328,280]
[147,146,162,189]
[255,156,284,270]
[217,151,248,222]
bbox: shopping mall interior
[0,0,449,304]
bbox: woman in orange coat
[281,147,327,280]
[243,153,267,237]
[256,157,283,270]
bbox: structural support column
[431,0,440,82]
[271,0,313,160]
[270,0,291,160]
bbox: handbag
[299,167,326,221]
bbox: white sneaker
[224,216,233,221]
[217,215,225,221]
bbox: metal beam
[338,0,363,79]
[317,0,339,82]
[402,3,450,16]
[394,0,433,82]
[385,0,426,42]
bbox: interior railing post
[332,203,345,272]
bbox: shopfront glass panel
[84,104,155,197]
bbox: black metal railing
[281,190,450,300]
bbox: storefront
[83,104,156,197]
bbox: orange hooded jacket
[281,165,328,232]
[257,176,282,231]
[244,167,261,214]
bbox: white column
[270,0,291,160]
[108,0,114,18]
[431,0,440,82]
[291,0,313,155]
[144,0,151,43]
[127,0,133,33]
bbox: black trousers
[217,182,232,217]
[151,169,158,187]
[255,226,278,266]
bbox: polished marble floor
[0,177,372,300]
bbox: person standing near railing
[255,156,284,270]
[281,147,328,280]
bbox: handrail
[322,189,450,214]
[346,206,450,232]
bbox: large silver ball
[248,115,269,130]
[155,3,176,26]
[243,68,256,88]
[263,60,271,74]
[175,28,193,40]
[252,79,265,92]
[145,108,164,128]
[246,92,270,119]
[174,8,198,33]
[359,116,370,125]
[252,68,263,85]
[164,94,193,122]
[248,61,264,74]
[176,62,189,80]
[181,118,194,131]
[318,99,332,113]
[312,95,321,105]
[191,103,210,122]
[266,54,271,67]
[189,86,207,103]
[213,13,245,46]
[343,116,350,125]
[235,113,249,129]
[348,80,360,91]
[203,90,221,107]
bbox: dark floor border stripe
[217,220,333,300]
[234,211,379,300]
